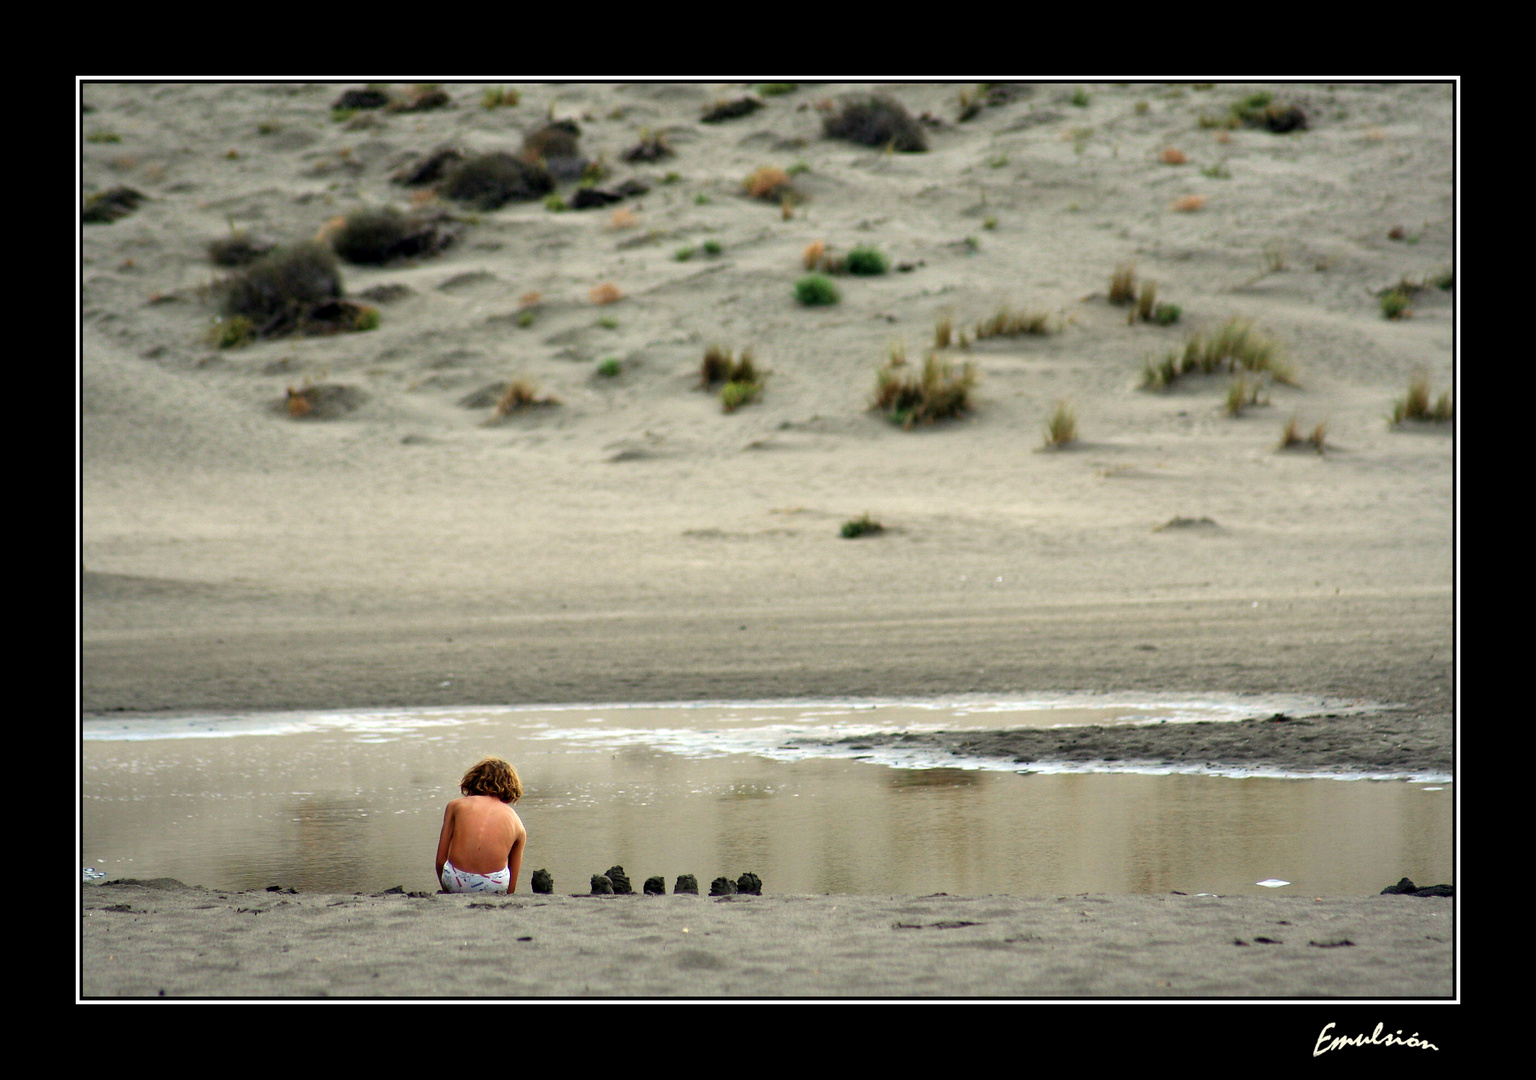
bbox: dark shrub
[522,119,581,160]
[702,97,762,123]
[83,186,144,224]
[329,207,456,265]
[823,96,927,152]
[845,245,889,276]
[207,231,274,267]
[441,152,554,210]
[220,242,344,337]
[333,87,390,111]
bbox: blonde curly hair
[460,756,523,803]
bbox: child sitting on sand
[435,756,527,894]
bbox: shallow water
[81,695,1453,897]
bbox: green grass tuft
[795,274,840,306]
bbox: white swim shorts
[440,859,511,894]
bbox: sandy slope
[81,80,1455,738]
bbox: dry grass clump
[1278,413,1327,452]
[589,282,624,305]
[1141,317,1294,391]
[623,128,673,163]
[485,379,559,424]
[1042,399,1078,448]
[822,95,927,152]
[744,165,796,202]
[284,382,366,420]
[328,206,456,265]
[1109,264,1137,305]
[974,305,1056,338]
[440,152,553,210]
[873,352,977,428]
[1224,376,1269,416]
[802,240,828,271]
[697,345,763,413]
[698,345,757,387]
[1172,194,1206,212]
[1159,147,1188,165]
[1391,372,1453,425]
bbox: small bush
[1153,302,1182,326]
[596,357,622,378]
[822,96,927,152]
[844,245,889,276]
[441,152,553,210]
[873,353,977,428]
[795,274,840,306]
[841,513,884,539]
[702,239,723,257]
[1380,289,1412,320]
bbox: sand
[78,78,1457,1005]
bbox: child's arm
[434,801,457,884]
[506,818,526,893]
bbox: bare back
[436,795,526,884]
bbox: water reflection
[81,699,1452,897]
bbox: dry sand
[79,79,1457,1006]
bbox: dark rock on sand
[589,874,613,895]
[736,872,762,895]
[392,146,464,187]
[570,179,650,210]
[674,874,699,895]
[644,876,666,895]
[531,869,553,894]
[710,876,737,896]
[1381,877,1454,897]
[605,866,634,894]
